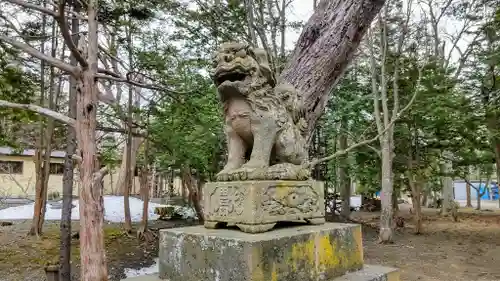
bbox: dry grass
[0,221,160,281]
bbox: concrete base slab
[159,223,363,281]
[120,265,399,281]
[332,265,400,281]
[120,274,159,281]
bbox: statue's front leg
[216,125,247,181]
[242,115,278,169]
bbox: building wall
[0,155,140,199]
[453,181,467,201]
[453,180,499,201]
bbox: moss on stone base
[159,223,364,281]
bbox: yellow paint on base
[353,226,364,264]
[271,263,278,281]
[386,270,400,281]
[251,265,265,281]
[287,230,363,279]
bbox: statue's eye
[235,50,246,58]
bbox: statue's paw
[216,170,232,181]
[241,160,268,169]
[225,168,249,181]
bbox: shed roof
[0,146,66,158]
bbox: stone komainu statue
[212,42,310,181]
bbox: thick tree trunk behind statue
[379,137,393,243]
[279,0,386,141]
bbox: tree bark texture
[59,2,79,277]
[280,0,386,143]
[465,180,472,208]
[181,167,204,222]
[339,124,350,218]
[76,1,108,278]
[115,138,142,195]
[411,186,422,234]
[476,189,481,210]
[494,142,500,207]
[29,156,46,236]
[421,190,428,207]
[407,153,422,234]
[440,151,454,215]
[76,68,108,281]
[379,136,393,243]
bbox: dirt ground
[354,204,500,281]
[0,205,499,281]
[0,219,196,281]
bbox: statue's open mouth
[215,71,247,87]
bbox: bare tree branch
[94,71,188,100]
[56,0,88,67]
[0,35,76,74]
[307,64,424,168]
[0,100,76,126]
[94,166,110,182]
[4,0,58,17]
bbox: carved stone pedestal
[203,180,325,233]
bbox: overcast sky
[284,0,477,64]
[284,0,314,48]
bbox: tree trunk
[123,94,134,233]
[392,189,399,212]
[440,151,454,215]
[29,1,49,236]
[77,69,108,280]
[244,0,258,45]
[76,2,108,278]
[379,136,393,243]
[494,141,500,207]
[39,43,60,232]
[476,189,481,210]
[59,93,76,279]
[422,190,428,207]
[115,138,142,195]
[280,0,386,142]
[29,158,45,236]
[137,167,154,241]
[59,2,79,279]
[339,123,350,218]
[181,167,204,222]
[466,180,472,208]
[411,186,422,234]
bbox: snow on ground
[123,258,159,278]
[0,196,197,222]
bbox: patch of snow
[123,258,159,277]
[0,196,197,222]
